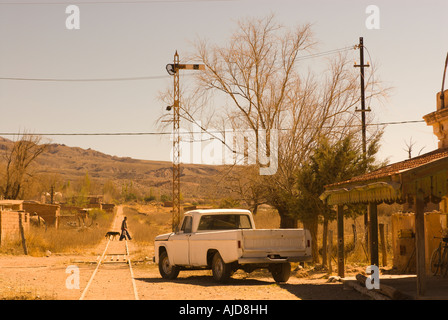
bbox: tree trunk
[278,209,297,228]
[303,216,319,264]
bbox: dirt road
[0,206,367,301]
[0,254,367,300]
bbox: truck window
[180,216,193,233]
[197,214,252,231]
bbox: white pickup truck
[154,209,312,283]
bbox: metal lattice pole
[165,52,204,232]
[172,51,181,232]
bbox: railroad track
[79,207,139,300]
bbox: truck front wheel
[211,252,232,283]
[269,262,291,283]
[159,251,180,280]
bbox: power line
[0,47,355,82]
[0,120,426,137]
[0,75,170,82]
[0,132,170,136]
[372,120,424,126]
[296,46,355,61]
[0,0,233,5]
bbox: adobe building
[101,203,115,213]
[86,195,103,209]
[320,89,448,297]
[0,200,24,211]
[23,201,61,229]
[64,195,113,212]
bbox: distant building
[23,201,61,228]
[0,200,30,246]
[0,200,24,211]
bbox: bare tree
[158,14,390,234]
[403,137,425,159]
[190,15,317,226]
[0,134,46,200]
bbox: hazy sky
[1,0,447,165]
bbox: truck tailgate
[240,229,311,263]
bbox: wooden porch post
[337,204,345,278]
[368,202,379,266]
[414,191,427,297]
[379,224,387,266]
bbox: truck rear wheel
[270,262,291,283]
[212,252,232,283]
[159,251,180,280]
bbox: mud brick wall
[86,203,102,209]
[23,203,60,228]
[101,203,115,213]
[0,211,30,245]
[60,204,83,214]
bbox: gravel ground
[0,249,367,300]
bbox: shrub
[144,195,156,203]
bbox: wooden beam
[344,280,390,300]
[18,212,28,255]
[337,205,345,278]
[414,191,427,297]
[328,229,333,274]
[355,274,413,300]
[368,202,379,266]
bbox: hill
[0,136,235,203]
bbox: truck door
[169,215,192,265]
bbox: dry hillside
[0,136,235,202]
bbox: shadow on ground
[135,275,370,300]
[379,275,448,299]
[135,275,270,287]
[277,282,370,300]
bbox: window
[180,216,193,233]
[197,214,252,231]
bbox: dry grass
[122,204,172,261]
[0,283,56,300]
[123,205,172,242]
[121,203,395,267]
[252,205,281,229]
[0,209,113,256]
[322,214,393,266]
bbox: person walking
[120,216,132,241]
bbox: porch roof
[320,147,448,206]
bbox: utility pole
[354,37,370,254]
[166,51,204,232]
[172,51,181,233]
[440,52,448,109]
[50,184,55,204]
[354,37,370,162]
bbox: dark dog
[105,231,121,240]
